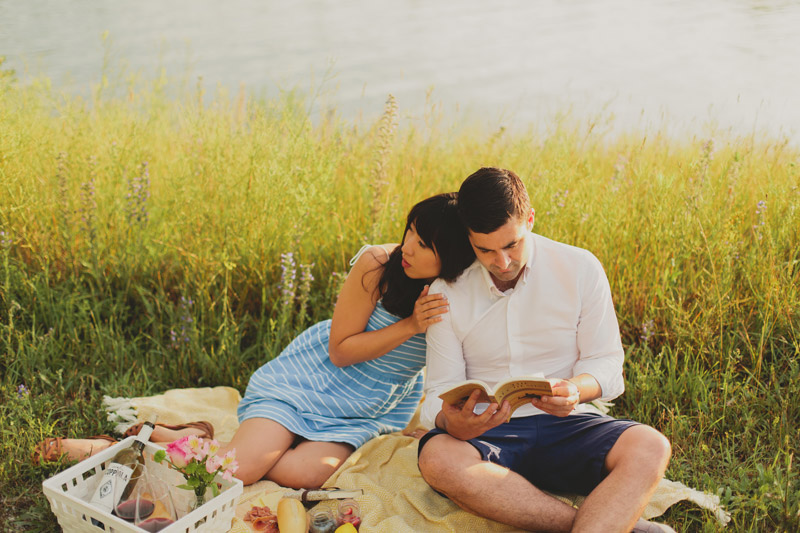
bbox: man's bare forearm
[565,373,602,403]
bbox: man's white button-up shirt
[420,232,626,430]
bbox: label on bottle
[89,462,134,512]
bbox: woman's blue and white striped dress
[237,302,427,448]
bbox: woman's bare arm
[328,245,448,367]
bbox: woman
[222,192,474,487]
[35,193,474,489]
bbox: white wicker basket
[42,436,243,532]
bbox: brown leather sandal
[123,420,215,440]
[32,435,118,464]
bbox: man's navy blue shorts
[418,412,638,496]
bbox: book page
[494,378,554,413]
[438,381,493,406]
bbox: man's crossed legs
[417,413,671,533]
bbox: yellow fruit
[276,497,307,533]
[335,523,358,533]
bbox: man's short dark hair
[458,167,531,234]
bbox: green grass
[0,66,798,532]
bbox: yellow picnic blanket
[103,387,731,531]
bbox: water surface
[1,0,798,141]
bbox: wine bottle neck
[135,422,155,444]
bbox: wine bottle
[88,422,155,526]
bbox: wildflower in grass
[295,262,315,326]
[546,189,569,216]
[170,295,194,349]
[640,319,655,344]
[702,138,714,157]
[79,156,98,246]
[17,384,29,398]
[370,94,398,239]
[723,239,743,263]
[298,264,314,297]
[330,271,347,305]
[611,155,627,192]
[179,297,193,341]
[557,189,569,208]
[694,139,715,182]
[614,155,628,175]
[292,223,301,250]
[279,252,297,311]
[56,152,70,235]
[0,230,11,247]
[169,329,179,348]
[126,161,151,226]
[753,199,767,239]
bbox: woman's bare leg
[150,426,210,443]
[43,425,210,462]
[265,440,354,489]
[216,418,295,485]
[55,439,115,461]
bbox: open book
[438,375,554,417]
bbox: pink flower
[205,455,222,474]
[187,435,205,461]
[206,439,220,456]
[166,436,192,468]
[221,451,239,473]
[222,469,234,482]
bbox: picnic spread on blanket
[88,386,731,531]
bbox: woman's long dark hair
[376,192,475,318]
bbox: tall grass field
[1,61,798,531]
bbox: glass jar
[308,507,337,533]
[336,499,361,530]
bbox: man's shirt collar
[476,232,536,296]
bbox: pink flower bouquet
[153,435,239,502]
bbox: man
[417,168,673,532]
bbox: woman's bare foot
[59,438,116,461]
[150,426,210,443]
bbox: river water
[1,0,799,142]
